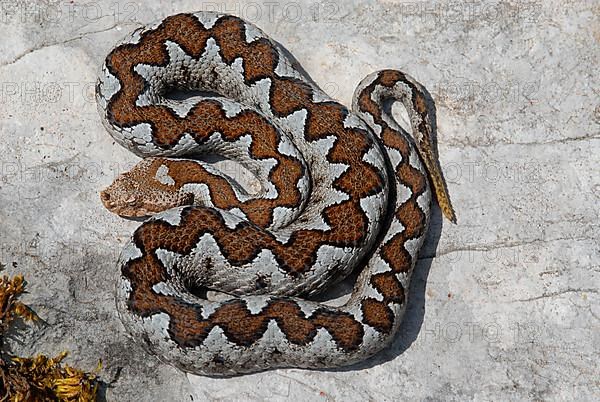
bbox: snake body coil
[96,12,455,376]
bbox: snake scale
[96,11,455,376]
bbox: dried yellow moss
[0,275,37,330]
[0,274,100,401]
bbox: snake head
[100,157,194,218]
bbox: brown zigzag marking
[105,15,434,348]
[355,71,430,333]
[144,157,302,228]
[361,298,395,334]
[124,213,364,350]
[105,14,384,275]
[114,95,307,228]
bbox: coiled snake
[96,12,455,376]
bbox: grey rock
[0,1,597,401]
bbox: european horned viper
[96,12,455,376]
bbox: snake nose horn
[100,190,117,208]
